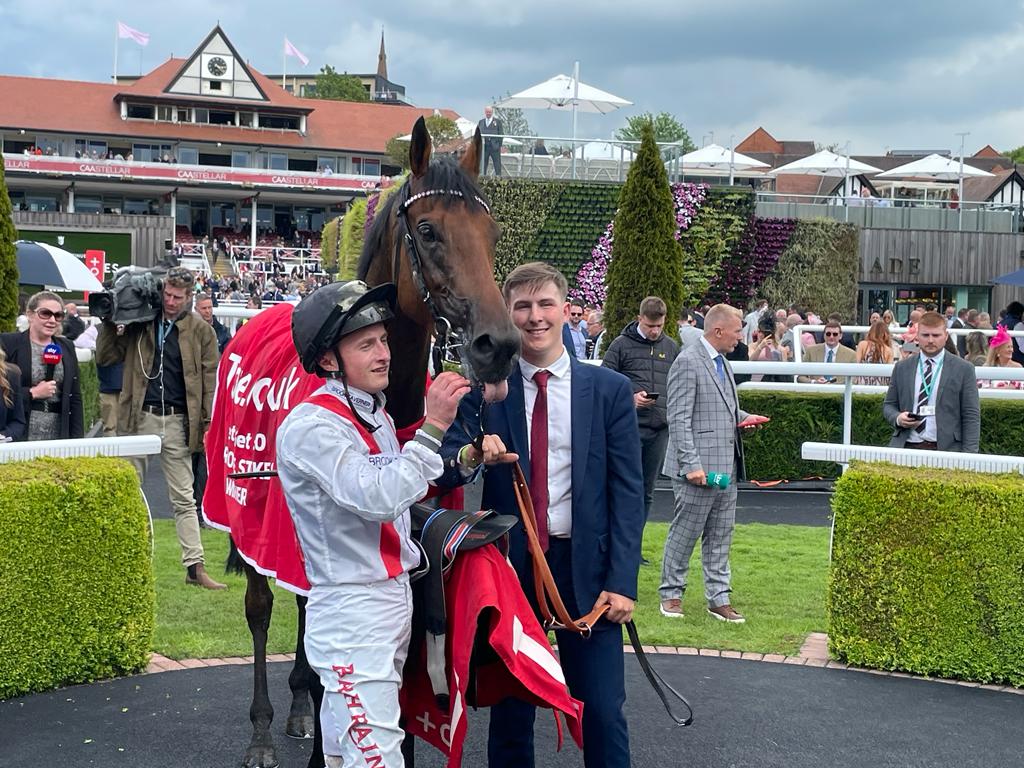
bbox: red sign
[83,249,105,300]
[4,154,383,193]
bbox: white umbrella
[874,153,992,181]
[395,117,523,146]
[15,240,104,292]
[769,149,881,177]
[679,143,768,171]
[497,62,631,177]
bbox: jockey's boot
[185,563,227,590]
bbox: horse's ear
[460,127,482,180]
[410,117,431,178]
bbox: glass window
[178,146,199,165]
[157,106,174,122]
[194,108,209,124]
[26,195,58,212]
[269,153,288,170]
[124,199,154,215]
[210,110,234,126]
[351,157,362,175]
[239,112,254,128]
[362,159,380,177]
[75,139,108,158]
[175,202,192,226]
[257,205,273,225]
[261,114,300,130]
[103,197,123,214]
[75,196,103,214]
[127,103,155,119]
[177,108,189,123]
[232,151,251,168]
[316,156,336,173]
[132,143,172,163]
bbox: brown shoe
[185,564,227,591]
[659,598,683,618]
[707,604,745,623]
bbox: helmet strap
[327,349,379,433]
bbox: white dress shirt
[519,349,573,537]
[907,350,945,444]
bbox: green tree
[313,65,369,102]
[615,112,695,155]
[490,93,533,140]
[1004,146,1024,163]
[600,122,685,354]
[0,161,17,333]
[424,115,461,149]
[385,134,412,171]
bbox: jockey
[276,280,471,768]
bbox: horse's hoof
[285,714,314,740]
[241,747,280,768]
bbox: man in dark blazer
[440,262,644,768]
[882,311,980,452]
[477,105,504,176]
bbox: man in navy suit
[440,261,644,768]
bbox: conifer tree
[600,120,684,353]
[0,162,18,332]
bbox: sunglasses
[824,331,841,337]
[570,312,583,317]
[34,308,66,321]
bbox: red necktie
[530,370,551,552]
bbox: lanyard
[157,318,174,349]
[918,354,943,400]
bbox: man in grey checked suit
[660,304,766,623]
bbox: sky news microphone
[42,343,62,382]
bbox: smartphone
[646,392,661,400]
[906,413,923,421]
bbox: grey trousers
[659,474,737,607]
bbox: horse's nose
[467,330,520,382]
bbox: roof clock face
[208,57,228,77]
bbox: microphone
[42,343,62,382]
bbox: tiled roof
[0,70,459,154]
[736,127,784,155]
[962,167,1024,202]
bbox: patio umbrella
[572,141,636,160]
[769,149,882,178]
[991,267,1024,287]
[15,240,104,292]
[677,143,769,184]
[497,62,631,177]
[874,153,993,181]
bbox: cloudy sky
[2,0,1023,155]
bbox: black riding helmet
[291,280,397,376]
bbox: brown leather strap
[511,463,609,636]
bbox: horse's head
[364,116,519,404]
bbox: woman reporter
[0,291,83,440]
[0,347,26,441]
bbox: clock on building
[207,57,228,77]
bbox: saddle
[409,502,517,709]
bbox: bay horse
[226,117,520,768]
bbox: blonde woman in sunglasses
[0,290,84,440]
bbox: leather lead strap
[512,462,695,725]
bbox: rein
[511,461,694,726]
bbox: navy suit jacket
[440,356,644,615]
[561,324,577,358]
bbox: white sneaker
[660,598,683,618]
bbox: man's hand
[462,435,519,467]
[686,469,707,486]
[738,413,769,430]
[897,411,923,428]
[593,591,634,624]
[633,391,655,409]
[30,381,58,400]
[424,372,472,432]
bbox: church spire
[377,27,388,80]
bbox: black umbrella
[15,240,104,291]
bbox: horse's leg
[242,566,278,768]
[286,594,314,739]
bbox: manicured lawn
[151,520,830,659]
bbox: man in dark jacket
[602,296,680,527]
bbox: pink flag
[117,21,150,47]
[283,38,309,67]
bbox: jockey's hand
[424,372,472,432]
[594,591,634,624]
[463,434,519,468]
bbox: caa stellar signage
[3,154,382,192]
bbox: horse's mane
[357,155,489,281]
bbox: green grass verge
[152,520,829,660]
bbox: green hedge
[478,177,563,281]
[80,358,99,432]
[828,463,1024,685]
[737,392,1024,481]
[0,458,154,698]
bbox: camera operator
[96,266,225,590]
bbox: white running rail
[0,435,161,463]
[801,442,1024,474]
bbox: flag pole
[282,41,286,90]
[113,24,119,83]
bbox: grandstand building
[1,25,458,270]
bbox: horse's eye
[417,222,437,242]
